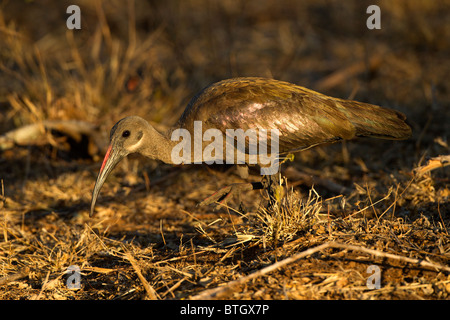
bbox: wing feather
[174,77,410,156]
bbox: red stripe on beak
[100,145,112,173]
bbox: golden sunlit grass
[0,0,449,300]
[255,182,323,244]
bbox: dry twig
[413,155,450,177]
[124,251,158,300]
[191,241,450,300]
[0,267,30,286]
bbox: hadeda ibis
[90,77,411,216]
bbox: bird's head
[90,116,151,217]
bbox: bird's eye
[122,130,130,138]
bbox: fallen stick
[315,56,382,91]
[0,267,30,286]
[124,252,158,300]
[190,241,450,300]
[0,120,101,155]
[284,166,350,194]
[413,155,450,177]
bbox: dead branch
[124,252,158,300]
[284,166,350,194]
[0,267,30,286]
[0,120,102,155]
[413,155,450,177]
[315,56,382,91]
[190,241,450,300]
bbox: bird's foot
[198,182,256,207]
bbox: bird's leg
[198,182,263,207]
[262,174,281,207]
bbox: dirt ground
[0,0,449,300]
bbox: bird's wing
[175,77,411,157]
[175,77,357,154]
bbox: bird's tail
[338,100,412,140]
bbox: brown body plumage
[90,77,411,216]
[177,77,411,152]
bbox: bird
[90,77,411,217]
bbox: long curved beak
[90,145,124,217]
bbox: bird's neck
[140,129,177,164]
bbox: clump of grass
[256,178,323,244]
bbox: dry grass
[255,180,323,244]
[0,0,449,300]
